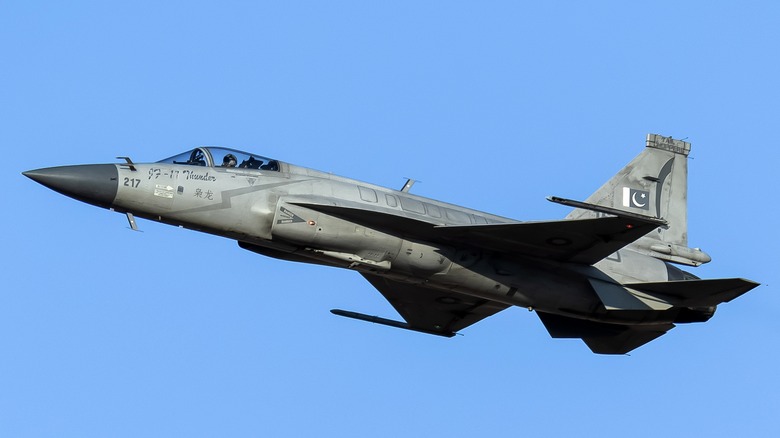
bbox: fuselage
[24,146,701,327]
[27,136,762,355]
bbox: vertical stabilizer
[566,134,710,266]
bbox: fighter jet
[23,134,758,354]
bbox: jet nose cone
[23,164,119,208]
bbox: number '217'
[124,177,140,188]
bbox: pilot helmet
[223,154,237,167]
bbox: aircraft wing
[624,278,760,307]
[361,273,510,335]
[433,216,662,265]
[289,196,663,265]
[536,311,674,355]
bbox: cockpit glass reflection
[157,147,279,171]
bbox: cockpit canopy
[158,147,279,171]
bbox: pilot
[222,154,237,167]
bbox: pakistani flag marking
[622,187,650,210]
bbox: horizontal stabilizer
[537,311,674,355]
[624,278,760,307]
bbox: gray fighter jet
[23,134,759,354]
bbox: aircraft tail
[566,134,710,266]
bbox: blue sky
[2,2,778,436]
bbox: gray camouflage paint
[23,134,758,354]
